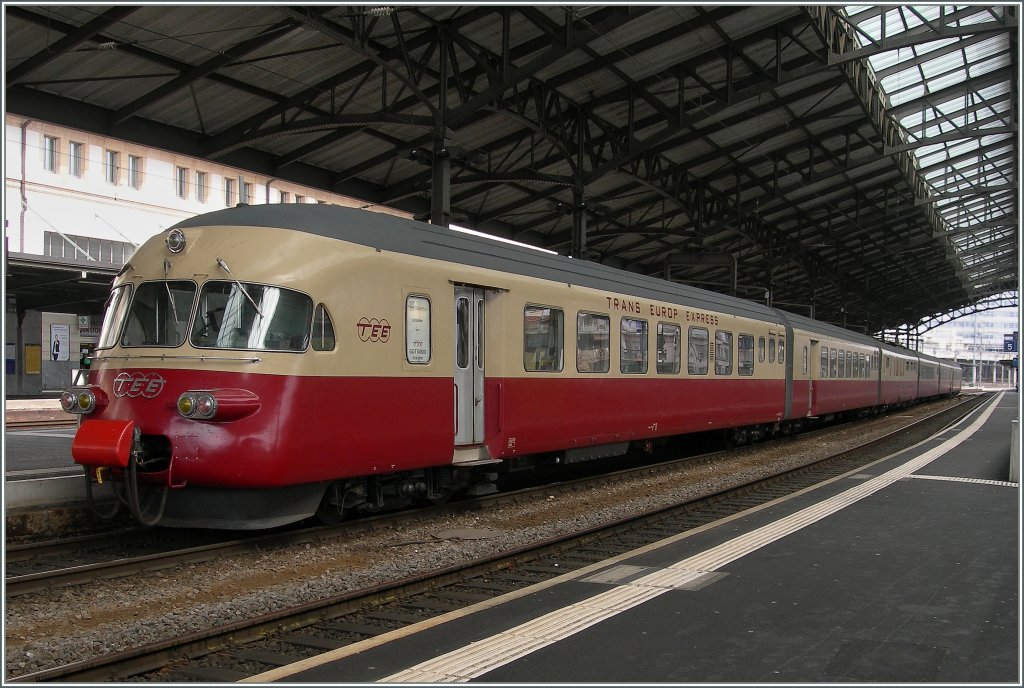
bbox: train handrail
[92,354,262,363]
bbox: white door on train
[454,286,485,445]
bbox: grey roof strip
[172,205,951,366]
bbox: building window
[69,142,84,177]
[224,178,235,206]
[43,136,59,172]
[524,305,563,372]
[295,195,306,204]
[279,190,290,204]
[240,180,252,204]
[196,171,207,203]
[128,155,143,189]
[175,167,188,199]
[104,150,119,184]
[577,312,610,373]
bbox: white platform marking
[382,394,1003,683]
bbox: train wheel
[421,488,453,506]
[316,499,345,525]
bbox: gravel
[4,397,964,676]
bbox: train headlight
[177,393,197,417]
[194,393,218,420]
[60,390,78,413]
[60,387,103,414]
[177,391,218,420]
[166,228,186,253]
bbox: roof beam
[5,6,139,85]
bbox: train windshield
[190,281,312,352]
[96,284,133,349]
[121,281,197,347]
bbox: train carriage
[63,205,959,529]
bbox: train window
[768,337,776,363]
[758,337,765,363]
[657,323,681,374]
[96,284,133,349]
[803,345,809,376]
[688,327,709,375]
[778,338,785,365]
[190,281,312,351]
[122,281,197,347]
[838,350,846,378]
[311,305,336,351]
[406,295,431,363]
[829,348,838,378]
[456,297,470,369]
[577,312,610,373]
[714,330,733,375]
[524,305,563,372]
[737,334,754,376]
[820,348,829,378]
[621,318,648,374]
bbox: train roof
[172,204,783,325]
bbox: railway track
[7,393,989,682]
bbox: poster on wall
[24,345,41,374]
[50,324,70,362]
[5,343,15,375]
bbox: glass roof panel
[841,4,1017,318]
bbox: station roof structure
[4,4,1019,334]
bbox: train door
[808,339,819,416]
[454,286,485,445]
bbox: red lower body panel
[77,368,454,488]
[484,377,786,458]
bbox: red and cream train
[63,205,962,528]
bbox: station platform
[252,391,1019,684]
[5,396,66,425]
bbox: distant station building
[3,115,403,395]
[920,310,1019,389]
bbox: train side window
[737,334,754,376]
[838,350,846,378]
[829,348,838,378]
[524,305,563,372]
[577,312,610,373]
[97,284,133,349]
[758,336,766,363]
[803,345,809,376]
[456,297,470,369]
[657,323,681,374]
[820,347,829,378]
[311,304,336,351]
[714,330,733,375]
[688,327,709,375]
[406,295,431,364]
[778,338,785,364]
[621,318,648,374]
[768,337,776,363]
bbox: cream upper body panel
[95,221,791,381]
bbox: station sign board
[1004,331,1018,353]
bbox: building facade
[4,115,405,394]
